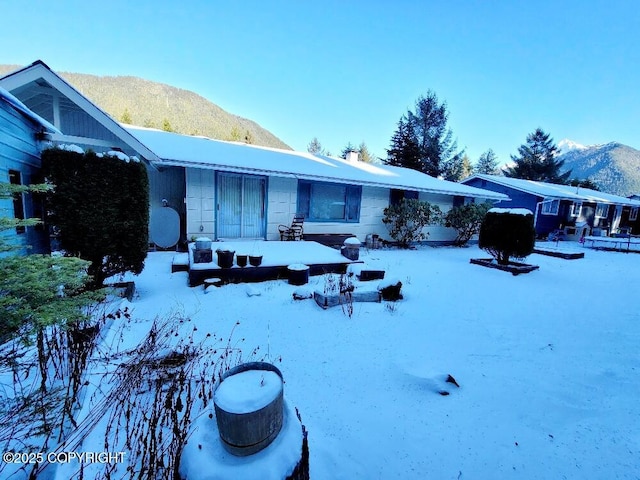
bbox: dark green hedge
[479,209,535,265]
[42,148,149,286]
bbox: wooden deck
[177,241,362,287]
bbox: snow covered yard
[99,243,638,480]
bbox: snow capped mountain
[557,138,588,155]
[558,141,640,196]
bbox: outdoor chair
[278,214,304,241]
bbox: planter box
[314,289,381,309]
[193,248,213,264]
[533,248,585,260]
[357,270,385,281]
[470,258,539,276]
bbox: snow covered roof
[126,126,509,201]
[465,174,640,207]
[0,86,59,133]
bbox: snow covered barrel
[287,264,309,286]
[341,237,361,260]
[214,362,284,456]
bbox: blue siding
[463,178,558,237]
[0,100,47,254]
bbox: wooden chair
[278,214,304,241]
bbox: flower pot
[249,255,263,267]
[216,249,235,269]
[236,254,248,268]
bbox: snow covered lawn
[80,245,640,478]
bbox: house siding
[0,100,47,254]
[263,181,460,243]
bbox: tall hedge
[42,148,149,287]
[479,208,535,265]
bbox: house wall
[148,165,186,244]
[0,100,48,254]
[264,179,460,243]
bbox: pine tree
[340,141,357,159]
[385,91,463,178]
[505,128,571,184]
[120,108,132,124]
[307,137,324,154]
[459,154,474,180]
[476,149,499,175]
[229,126,241,142]
[358,142,375,163]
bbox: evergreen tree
[385,91,464,178]
[162,118,173,132]
[120,108,132,124]
[307,137,324,154]
[476,149,500,175]
[229,125,241,142]
[358,142,375,163]
[340,141,357,159]
[504,128,571,184]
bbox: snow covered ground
[95,241,639,480]
[13,242,633,479]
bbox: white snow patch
[489,207,533,216]
[214,370,282,414]
[58,143,85,154]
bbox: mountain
[0,64,291,150]
[558,141,640,196]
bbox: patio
[174,241,363,286]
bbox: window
[8,170,25,234]
[595,203,609,219]
[570,202,582,217]
[630,207,639,222]
[297,181,361,222]
[390,189,419,206]
[541,199,559,215]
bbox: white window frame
[541,199,559,215]
[630,207,639,222]
[570,202,582,217]
[595,203,609,219]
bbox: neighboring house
[125,126,509,243]
[462,174,640,239]
[1,60,509,248]
[0,86,59,254]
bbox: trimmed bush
[443,202,492,246]
[382,199,442,248]
[42,148,149,287]
[479,208,535,265]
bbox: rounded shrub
[479,208,535,265]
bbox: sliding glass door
[217,173,266,239]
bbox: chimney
[346,150,359,163]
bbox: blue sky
[2,0,639,166]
